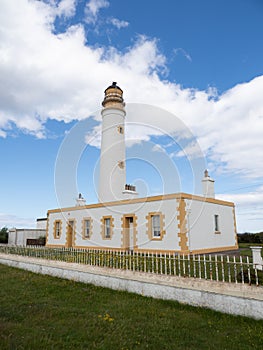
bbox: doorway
[67,220,74,248]
[122,215,135,251]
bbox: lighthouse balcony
[125,184,136,192]
[123,184,138,197]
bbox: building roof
[47,192,234,214]
[104,81,123,93]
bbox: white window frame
[54,220,62,239]
[152,214,161,238]
[146,212,165,240]
[104,218,111,238]
[84,219,91,238]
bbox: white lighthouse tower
[99,82,137,203]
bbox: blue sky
[0,0,263,232]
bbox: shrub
[0,227,8,244]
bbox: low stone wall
[0,253,263,320]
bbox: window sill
[151,236,162,240]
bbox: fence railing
[0,245,262,286]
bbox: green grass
[0,264,263,349]
[238,243,263,258]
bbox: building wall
[186,199,238,253]
[46,194,238,254]
[8,229,46,246]
[47,197,180,252]
[36,218,47,230]
[99,108,126,202]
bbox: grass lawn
[0,264,263,350]
[238,243,263,258]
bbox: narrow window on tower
[118,126,124,134]
[118,160,125,169]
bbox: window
[118,160,125,169]
[54,220,62,239]
[55,221,60,237]
[146,212,166,240]
[84,219,91,238]
[214,214,220,232]
[152,215,161,237]
[82,218,93,239]
[101,216,114,239]
[118,126,124,134]
[105,218,111,238]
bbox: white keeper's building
[46,83,238,254]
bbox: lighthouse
[46,83,238,255]
[99,82,137,203]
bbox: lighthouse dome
[102,82,125,110]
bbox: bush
[38,235,46,245]
[0,227,8,244]
[237,269,263,285]
[237,232,263,244]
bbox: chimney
[202,170,215,198]
[76,193,86,206]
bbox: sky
[0,0,263,232]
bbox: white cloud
[173,48,192,62]
[56,0,76,18]
[0,213,35,228]
[85,123,101,148]
[0,0,263,190]
[218,186,263,206]
[110,17,129,29]
[84,0,109,24]
[152,144,165,153]
[174,141,204,160]
[0,130,6,138]
[218,186,263,232]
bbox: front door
[123,216,134,251]
[67,221,74,248]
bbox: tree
[238,232,263,244]
[38,235,46,245]
[0,227,8,244]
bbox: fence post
[251,246,263,271]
